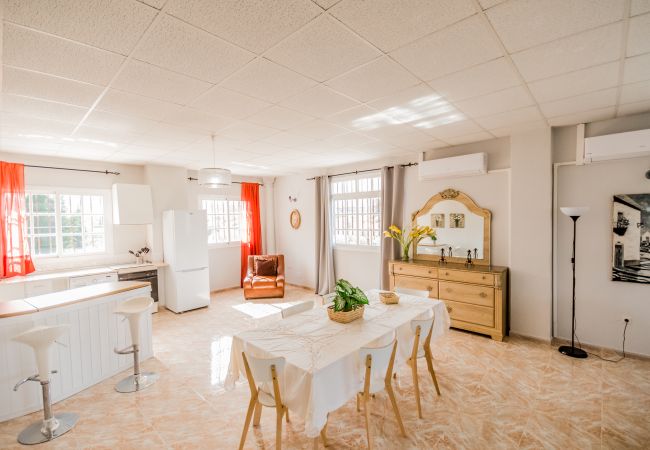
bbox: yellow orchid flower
[388,225,401,234]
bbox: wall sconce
[288,195,298,202]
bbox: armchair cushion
[254,257,277,276]
[251,276,277,289]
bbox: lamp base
[558,345,588,359]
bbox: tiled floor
[1,286,649,449]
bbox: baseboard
[210,286,240,294]
[286,283,316,292]
[508,331,552,344]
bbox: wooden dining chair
[280,300,314,319]
[239,353,288,450]
[407,317,441,419]
[357,340,406,449]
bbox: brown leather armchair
[243,255,285,300]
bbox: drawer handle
[428,286,433,291]
[479,292,487,298]
[445,272,449,276]
[482,276,486,280]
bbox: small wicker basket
[379,291,400,304]
[327,305,365,324]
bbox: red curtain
[241,182,262,286]
[0,162,35,278]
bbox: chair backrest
[243,353,286,384]
[281,300,314,319]
[359,339,397,385]
[248,255,285,277]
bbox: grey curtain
[380,165,404,290]
[315,176,335,295]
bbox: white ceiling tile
[627,13,650,57]
[96,89,184,121]
[368,84,439,110]
[478,0,507,9]
[540,88,618,117]
[511,23,623,82]
[289,119,349,139]
[3,23,125,85]
[260,132,317,148]
[631,0,650,16]
[329,0,476,52]
[1,66,104,107]
[137,0,166,10]
[444,131,494,145]
[74,125,142,146]
[3,0,157,55]
[527,62,620,103]
[279,85,359,118]
[547,106,616,126]
[423,119,483,140]
[319,132,377,149]
[455,86,534,118]
[399,139,447,152]
[390,15,503,81]
[326,57,420,103]
[83,110,159,134]
[245,106,314,130]
[221,58,317,103]
[112,60,212,104]
[161,107,235,133]
[624,53,650,84]
[240,142,296,157]
[190,87,271,120]
[314,0,342,9]
[57,145,116,160]
[166,0,321,54]
[131,123,205,149]
[475,105,544,130]
[327,105,379,128]
[265,15,381,82]
[486,0,625,53]
[488,120,548,138]
[0,112,76,136]
[380,130,439,147]
[620,80,650,104]
[617,99,650,116]
[219,122,280,142]
[428,57,521,102]
[134,15,254,83]
[0,94,89,124]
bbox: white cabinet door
[24,279,54,297]
[69,272,117,288]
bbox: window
[331,174,382,247]
[201,197,244,245]
[25,190,110,258]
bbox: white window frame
[199,195,244,248]
[25,187,113,259]
[330,172,382,251]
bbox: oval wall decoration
[290,209,301,229]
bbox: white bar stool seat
[12,324,78,445]
[113,296,158,393]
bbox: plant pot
[401,245,410,261]
[613,226,627,237]
[327,305,364,324]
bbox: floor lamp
[559,206,589,359]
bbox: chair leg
[253,401,262,426]
[285,406,290,423]
[356,392,361,412]
[425,351,441,396]
[410,359,422,419]
[238,397,256,450]
[385,381,406,437]
[276,407,283,450]
[362,395,372,450]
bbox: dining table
[225,289,451,447]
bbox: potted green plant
[327,279,369,324]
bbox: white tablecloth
[225,290,450,437]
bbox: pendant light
[198,134,231,188]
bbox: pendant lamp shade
[198,135,232,188]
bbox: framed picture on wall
[431,213,445,228]
[612,194,650,284]
[450,213,465,229]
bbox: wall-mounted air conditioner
[584,128,650,163]
[418,152,487,181]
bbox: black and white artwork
[612,194,650,284]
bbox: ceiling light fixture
[198,135,231,188]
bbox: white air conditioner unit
[584,128,650,163]
[418,152,487,181]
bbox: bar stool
[113,296,158,393]
[12,324,78,445]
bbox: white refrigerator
[162,210,210,313]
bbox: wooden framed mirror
[411,189,492,265]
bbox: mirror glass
[415,199,485,259]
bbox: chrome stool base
[115,372,159,393]
[17,412,78,445]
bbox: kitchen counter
[0,267,116,285]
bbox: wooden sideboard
[388,260,508,341]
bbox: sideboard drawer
[393,264,437,278]
[439,281,494,307]
[439,269,494,286]
[444,300,494,328]
[394,276,438,296]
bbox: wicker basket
[327,305,365,324]
[379,291,400,305]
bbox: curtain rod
[24,164,120,175]
[187,177,264,186]
[306,162,418,181]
